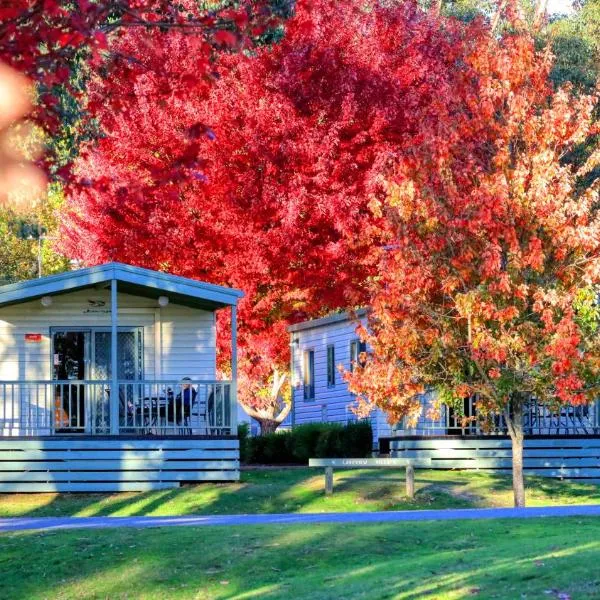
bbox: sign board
[24,333,43,343]
[308,457,432,468]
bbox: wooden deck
[0,436,240,492]
[389,436,600,481]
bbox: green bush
[242,420,372,464]
[342,421,375,458]
[237,422,250,463]
[291,422,330,462]
[314,424,343,458]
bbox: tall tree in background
[546,0,600,92]
[347,6,600,507]
[61,0,487,431]
[545,0,600,192]
[0,186,71,283]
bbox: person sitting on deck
[168,377,197,428]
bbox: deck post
[231,304,238,434]
[405,464,415,498]
[110,278,119,435]
[325,466,334,494]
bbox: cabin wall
[0,288,216,382]
[0,290,155,381]
[158,304,216,380]
[290,316,391,445]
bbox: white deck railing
[395,397,600,437]
[0,380,236,437]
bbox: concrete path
[2,504,600,532]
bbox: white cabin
[289,310,600,453]
[0,263,242,492]
[288,310,394,447]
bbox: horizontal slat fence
[389,436,600,481]
[0,437,239,492]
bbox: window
[303,350,315,400]
[349,339,367,372]
[327,345,336,387]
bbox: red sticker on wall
[25,333,42,342]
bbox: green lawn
[1,517,600,599]
[0,468,598,518]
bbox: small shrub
[291,423,330,462]
[341,421,373,458]
[314,424,344,457]
[237,422,250,462]
[262,430,293,463]
[242,420,372,464]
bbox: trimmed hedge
[239,421,372,464]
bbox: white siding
[0,289,157,381]
[290,315,392,446]
[158,304,215,379]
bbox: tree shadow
[1,467,598,520]
[1,516,600,599]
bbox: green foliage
[0,217,39,284]
[547,0,600,92]
[242,421,373,464]
[574,286,600,335]
[436,385,466,414]
[237,422,250,461]
[544,0,600,192]
[0,184,70,285]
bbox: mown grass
[1,517,599,599]
[0,468,598,518]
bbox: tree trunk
[504,399,526,508]
[258,419,279,435]
[239,369,292,436]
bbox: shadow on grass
[1,516,600,599]
[0,468,598,519]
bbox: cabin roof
[287,308,368,333]
[0,263,243,311]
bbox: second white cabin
[288,310,393,447]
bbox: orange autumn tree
[347,8,600,508]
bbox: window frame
[349,339,367,372]
[303,349,315,401]
[326,344,336,388]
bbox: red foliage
[345,17,600,425]
[56,0,600,430]
[0,0,284,174]
[60,0,480,410]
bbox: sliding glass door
[51,328,143,433]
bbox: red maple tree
[60,0,481,431]
[346,8,600,506]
